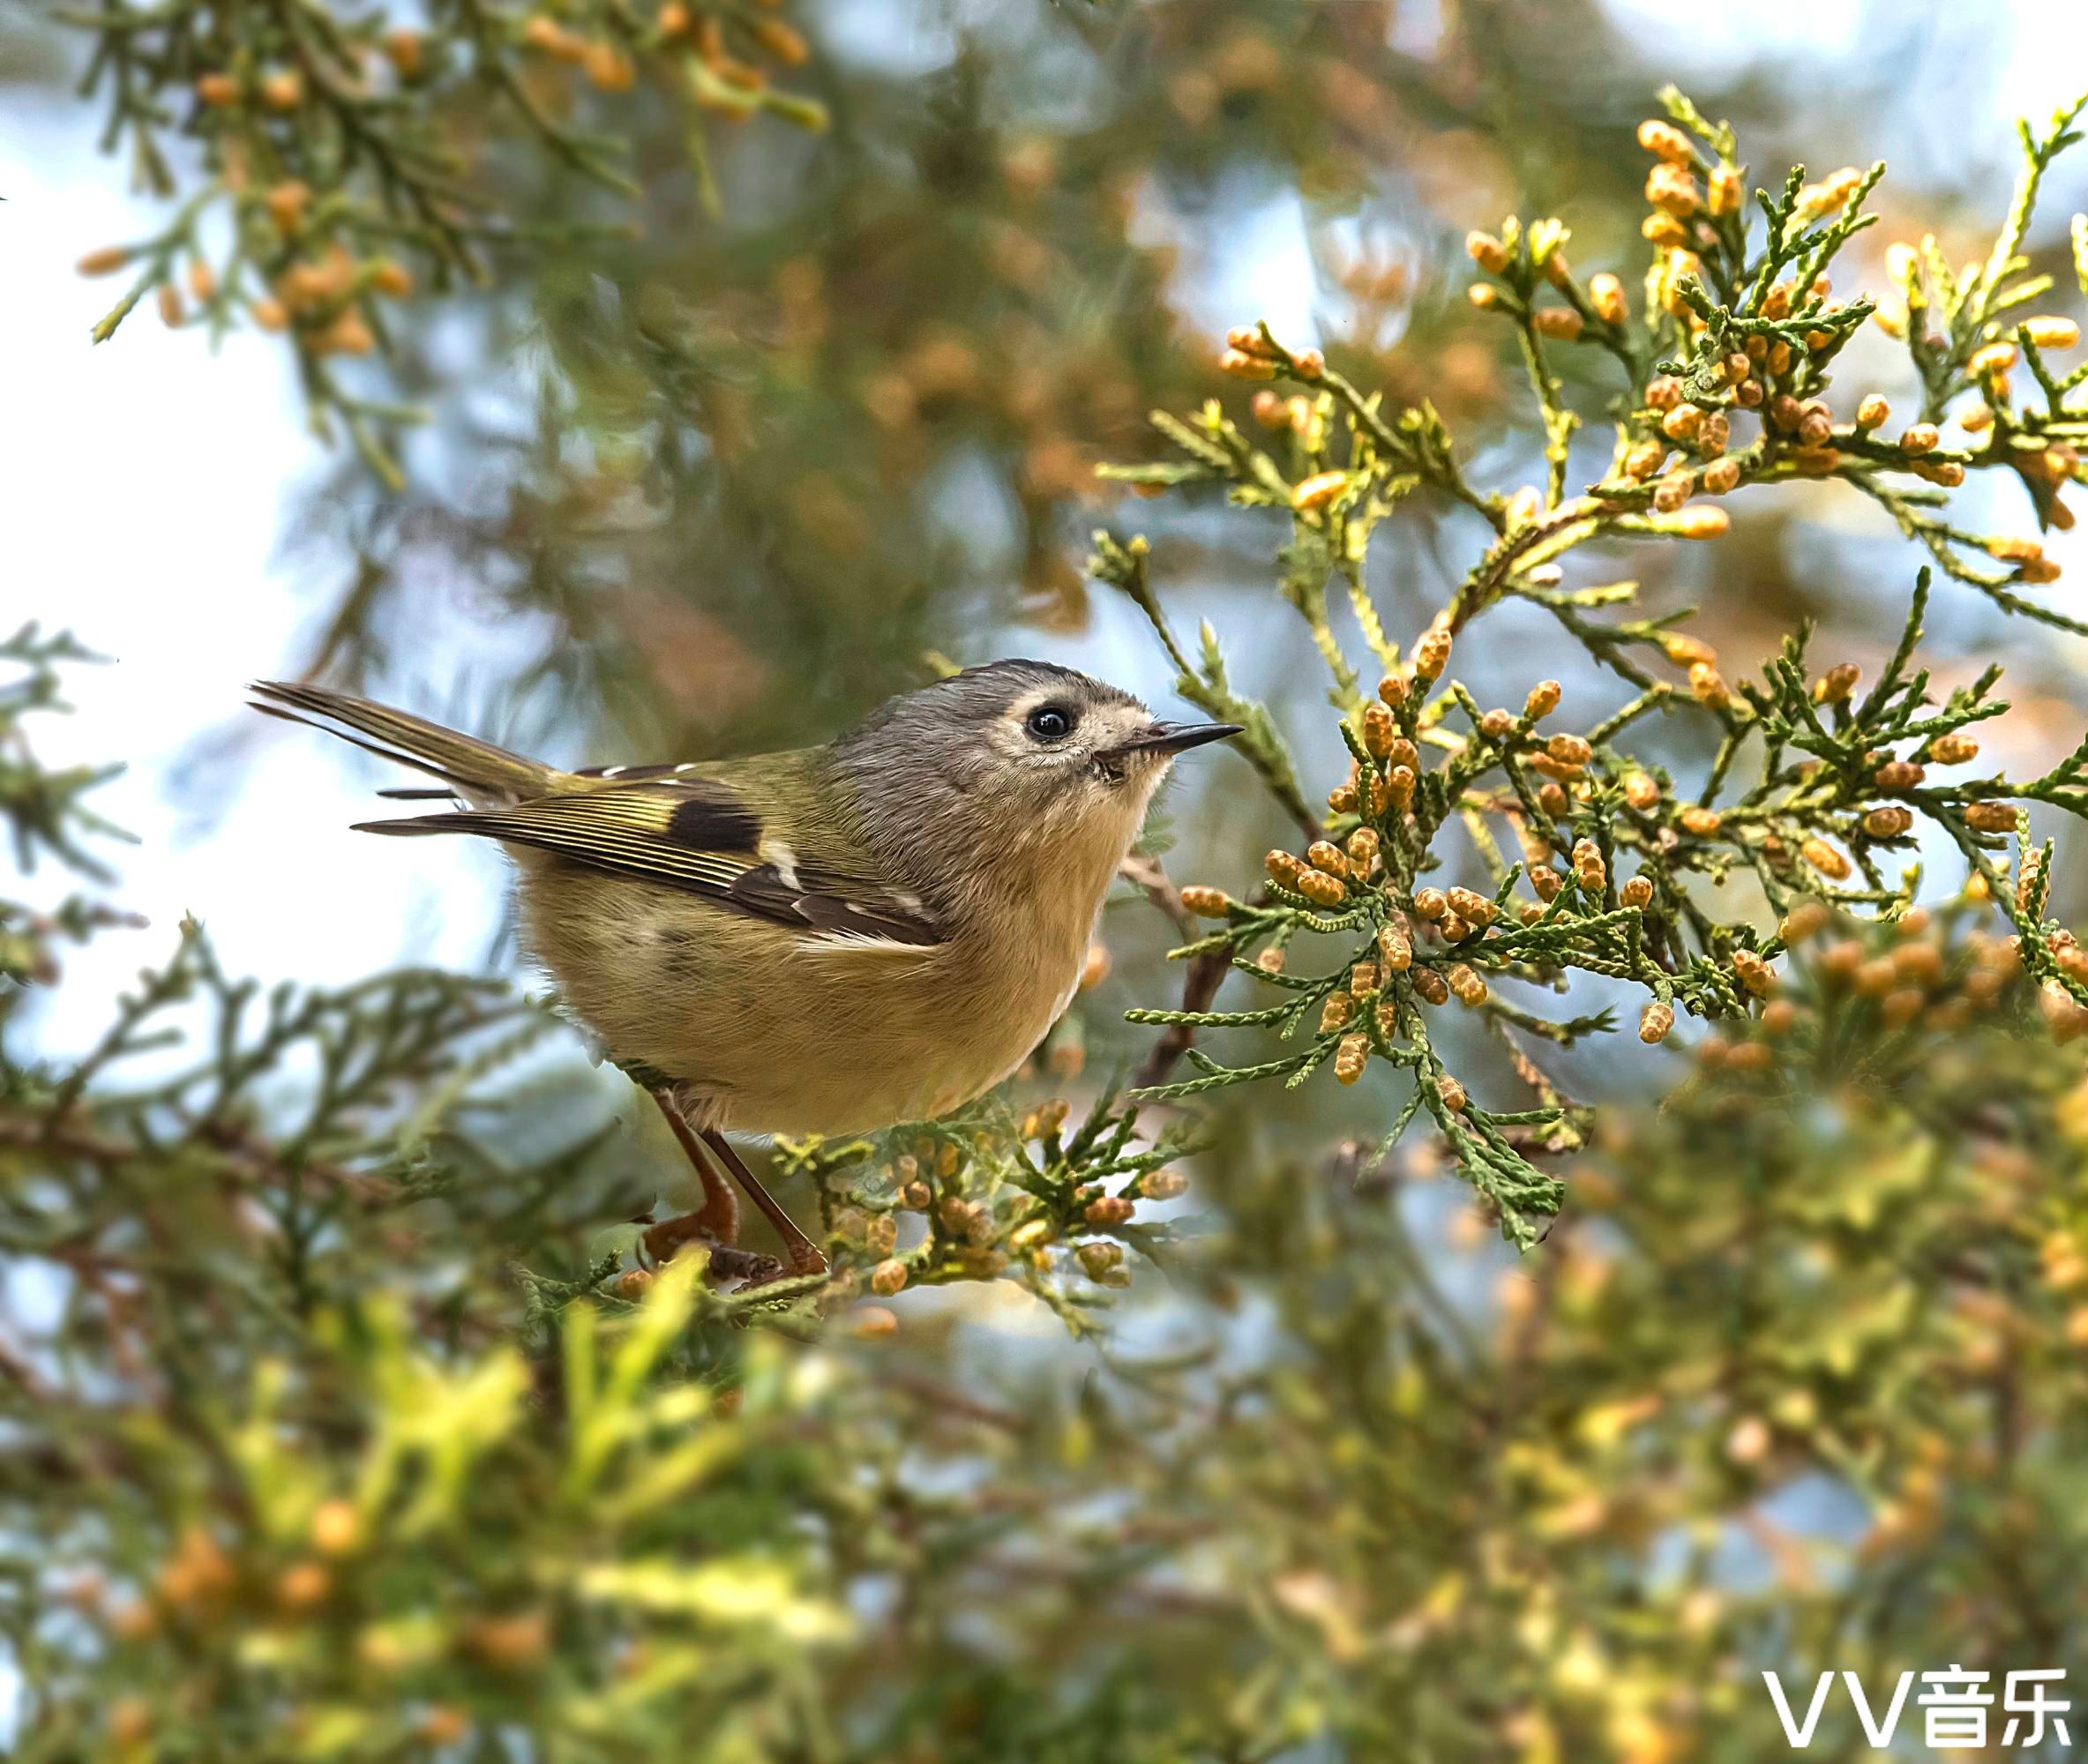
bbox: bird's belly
[683,954,1066,1135]
[703,946,1072,1135]
[520,871,1078,1137]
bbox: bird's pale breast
[515,856,1099,1135]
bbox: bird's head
[837,659,1239,887]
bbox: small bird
[251,662,1238,1280]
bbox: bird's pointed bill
[1112,721,1244,757]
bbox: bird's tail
[249,680,561,807]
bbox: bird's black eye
[1025,703,1076,742]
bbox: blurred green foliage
[64,0,1682,750]
[11,629,2088,1761]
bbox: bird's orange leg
[701,1129,829,1282]
[642,1091,781,1282]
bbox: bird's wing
[354,775,946,949]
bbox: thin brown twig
[1119,852,1234,1088]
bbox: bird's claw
[707,1245,786,1288]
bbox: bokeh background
[11,1,2088,1030]
[9,2,2088,1757]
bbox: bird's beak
[1112,720,1245,757]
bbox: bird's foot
[640,1208,782,1289]
[640,1207,717,1267]
[705,1245,786,1287]
[721,1244,827,1291]
[782,1243,830,1282]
